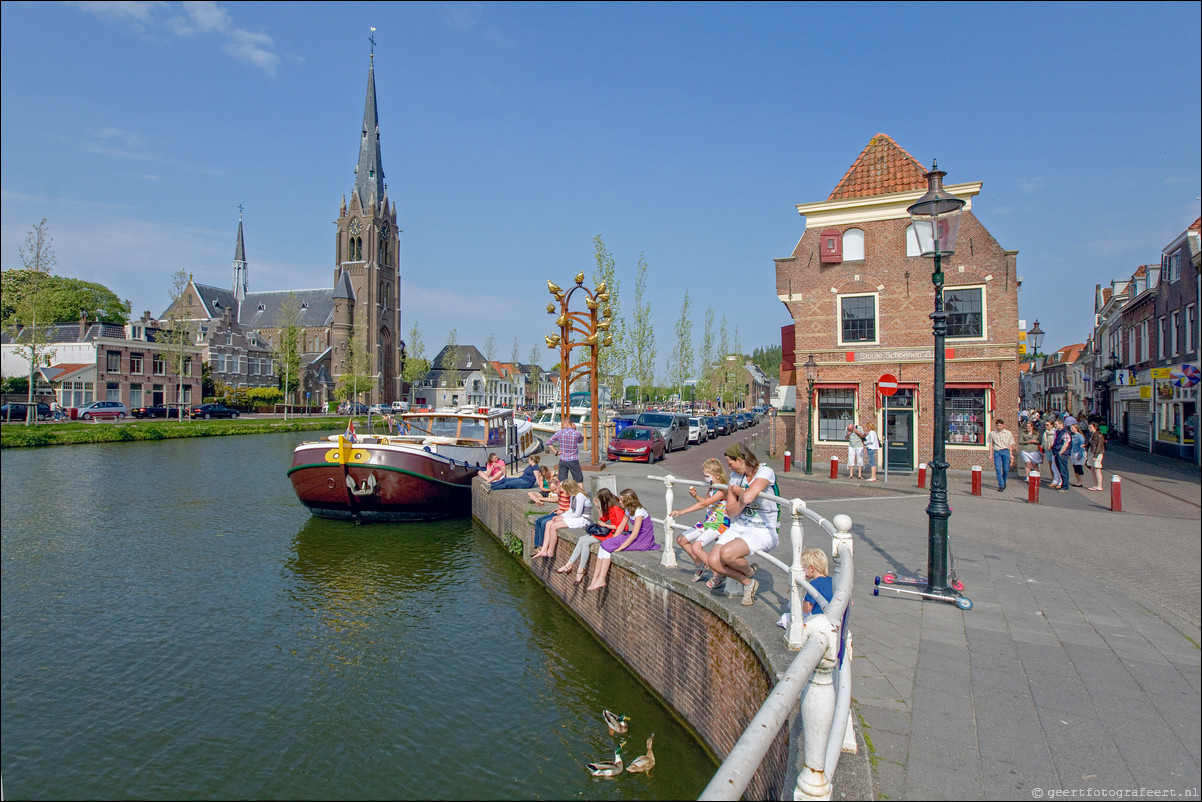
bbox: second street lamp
[907,161,967,606]
[804,354,818,475]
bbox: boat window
[487,422,503,446]
[405,416,434,435]
[459,419,486,441]
[431,417,460,438]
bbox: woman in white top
[534,479,590,559]
[863,421,880,481]
[707,442,779,607]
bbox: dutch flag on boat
[345,417,357,443]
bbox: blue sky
[2,1,1199,376]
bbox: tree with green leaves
[274,292,302,416]
[590,234,627,403]
[670,289,694,408]
[158,269,201,420]
[752,344,782,381]
[527,344,543,408]
[402,322,430,404]
[696,306,716,407]
[439,329,463,407]
[2,271,129,330]
[336,316,373,405]
[7,220,57,424]
[627,253,656,408]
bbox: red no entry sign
[878,374,899,396]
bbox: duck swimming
[602,709,630,736]
[626,734,655,773]
[587,741,624,777]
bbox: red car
[606,425,666,463]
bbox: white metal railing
[645,474,856,801]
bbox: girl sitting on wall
[668,458,730,584]
[586,488,660,591]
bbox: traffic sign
[878,373,899,396]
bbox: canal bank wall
[472,475,796,800]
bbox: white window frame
[905,224,922,257]
[1127,328,1134,363]
[837,292,880,347]
[816,387,857,444]
[1187,305,1196,354]
[1171,310,1180,357]
[1139,320,1149,362]
[943,284,988,341]
[842,228,865,262]
[1158,316,1166,360]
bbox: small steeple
[232,205,248,309]
[353,30,386,212]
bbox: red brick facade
[775,135,1021,472]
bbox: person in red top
[555,488,628,583]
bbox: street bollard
[971,465,982,495]
[784,450,792,473]
[830,455,839,479]
[1111,474,1122,512]
[1028,470,1040,503]
[918,462,927,489]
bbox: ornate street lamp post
[803,354,818,475]
[546,273,612,471]
[907,161,966,603]
[1029,319,1047,411]
[1028,319,1045,360]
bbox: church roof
[191,282,238,320]
[234,216,246,263]
[239,289,335,330]
[827,134,929,200]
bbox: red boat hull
[288,440,478,522]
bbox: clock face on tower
[349,220,362,235]
[380,222,390,239]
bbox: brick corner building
[775,134,1021,472]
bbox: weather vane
[369,27,376,58]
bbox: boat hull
[288,440,479,522]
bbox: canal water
[1,432,716,800]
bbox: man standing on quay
[547,418,584,484]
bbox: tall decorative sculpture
[546,273,613,470]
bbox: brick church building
[775,134,1021,472]
[164,50,402,407]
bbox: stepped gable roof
[240,289,334,330]
[827,134,930,201]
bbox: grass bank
[0,416,346,449]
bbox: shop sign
[1149,367,1173,380]
[1139,385,1152,400]
[854,349,934,362]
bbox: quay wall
[473,481,789,800]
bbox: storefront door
[886,409,914,471]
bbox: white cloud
[72,0,280,74]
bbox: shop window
[817,388,856,442]
[130,384,142,408]
[839,294,878,344]
[106,382,121,402]
[945,388,986,445]
[945,287,984,339]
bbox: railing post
[660,474,679,567]
[786,499,808,650]
[795,615,838,801]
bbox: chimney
[78,310,89,341]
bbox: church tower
[332,42,402,404]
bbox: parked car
[340,402,370,415]
[131,404,170,419]
[0,402,52,421]
[76,400,129,420]
[606,425,666,463]
[391,400,411,413]
[635,411,690,452]
[687,416,710,445]
[189,403,240,419]
[369,403,391,416]
[710,415,731,436]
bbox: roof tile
[827,133,930,201]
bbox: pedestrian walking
[1069,424,1087,487]
[988,419,1016,491]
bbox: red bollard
[784,450,792,473]
[830,455,839,479]
[1111,475,1122,512]
[1028,470,1040,503]
[971,465,982,495]
[918,462,927,489]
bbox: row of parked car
[0,400,244,421]
[605,407,769,463]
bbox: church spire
[353,31,386,211]
[233,205,248,308]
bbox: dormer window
[258,303,266,311]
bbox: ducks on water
[625,734,655,773]
[602,709,630,736]
[587,741,624,777]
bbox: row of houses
[1022,218,1200,461]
